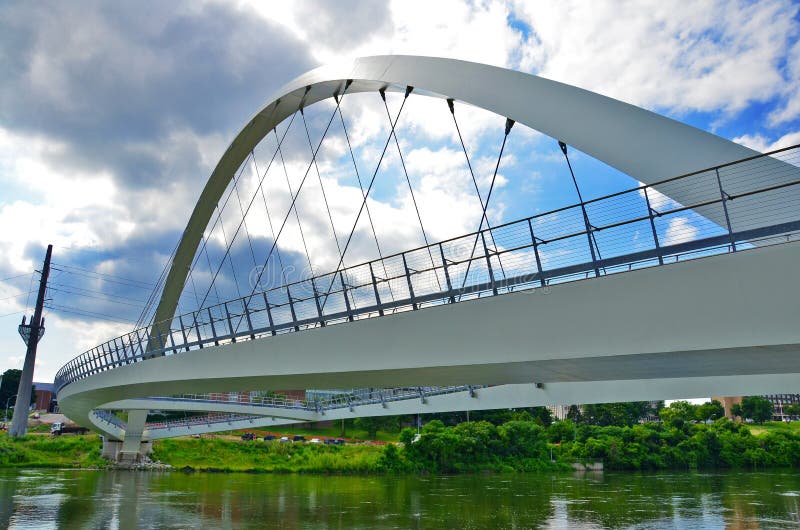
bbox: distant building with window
[762,394,800,421]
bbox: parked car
[292,435,306,442]
[309,438,322,444]
[279,436,291,443]
[241,433,255,441]
[333,438,346,445]
[263,435,276,441]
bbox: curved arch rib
[149,55,760,334]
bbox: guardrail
[141,385,484,431]
[55,144,800,393]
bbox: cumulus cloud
[2,0,799,381]
[513,0,798,117]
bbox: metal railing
[55,144,800,393]
[141,385,485,431]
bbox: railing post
[577,202,601,277]
[115,337,128,366]
[340,271,354,322]
[262,292,276,336]
[99,344,110,371]
[224,302,236,342]
[149,327,164,359]
[369,262,384,316]
[401,253,418,310]
[310,277,326,327]
[481,231,498,296]
[286,286,300,332]
[643,187,664,265]
[716,168,737,252]
[167,327,178,354]
[208,308,219,346]
[438,243,455,303]
[192,311,204,348]
[243,297,256,339]
[178,315,190,352]
[125,335,136,364]
[527,219,546,287]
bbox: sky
[0,0,799,386]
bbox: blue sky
[0,0,799,383]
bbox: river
[0,469,798,528]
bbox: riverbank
[1,418,798,473]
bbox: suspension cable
[248,84,352,297]
[276,125,316,278]
[335,94,396,304]
[182,147,272,314]
[250,148,289,288]
[558,141,604,276]
[320,86,414,310]
[215,204,244,300]
[447,99,508,283]
[457,118,514,300]
[379,87,442,292]
[195,109,300,310]
[300,105,346,275]
[230,152,260,270]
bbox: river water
[0,469,798,529]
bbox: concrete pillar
[119,410,149,462]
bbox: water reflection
[0,469,798,529]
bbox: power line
[0,309,27,319]
[0,272,33,282]
[51,262,156,287]
[52,267,155,291]
[48,286,145,309]
[0,290,37,302]
[48,281,149,304]
[44,303,136,325]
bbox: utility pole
[10,244,52,438]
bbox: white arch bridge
[53,56,800,459]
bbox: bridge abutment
[102,438,153,462]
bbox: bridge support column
[118,410,151,463]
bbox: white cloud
[663,217,699,245]
[768,38,800,126]
[733,131,800,152]
[513,0,798,116]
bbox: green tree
[739,396,774,424]
[354,415,405,439]
[696,400,725,422]
[659,401,698,429]
[583,402,653,427]
[0,369,36,413]
[784,404,800,419]
[566,405,583,423]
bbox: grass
[151,437,386,473]
[226,424,400,443]
[745,421,800,437]
[0,432,109,468]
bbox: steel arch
[150,55,758,331]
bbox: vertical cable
[559,141,604,276]
[447,99,508,283]
[336,94,396,304]
[248,84,352,297]
[457,118,514,300]
[319,86,414,310]
[251,147,289,288]
[380,87,442,292]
